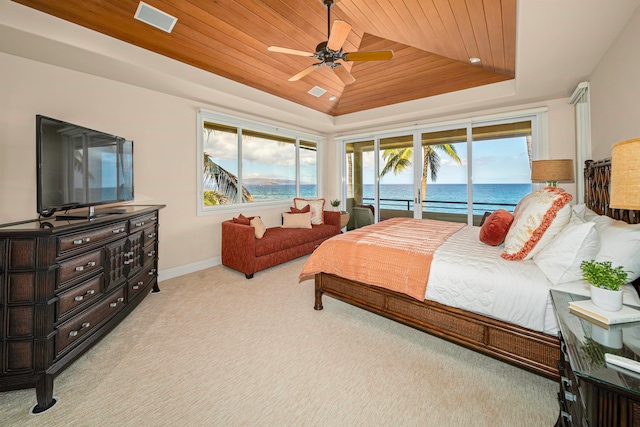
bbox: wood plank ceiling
[11,0,516,116]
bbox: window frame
[197,109,323,216]
[338,108,548,225]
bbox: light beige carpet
[0,257,558,426]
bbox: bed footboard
[315,273,560,380]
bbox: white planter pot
[590,285,624,312]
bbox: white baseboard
[158,257,221,282]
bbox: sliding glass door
[342,115,538,226]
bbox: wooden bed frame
[314,159,640,380]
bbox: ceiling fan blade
[289,65,320,82]
[327,20,352,51]
[344,50,394,62]
[268,46,314,57]
[333,66,356,85]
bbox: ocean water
[243,183,531,214]
[361,183,532,214]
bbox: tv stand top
[0,205,165,233]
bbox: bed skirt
[315,272,561,379]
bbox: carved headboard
[584,159,640,224]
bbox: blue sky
[206,129,531,186]
[370,137,531,185]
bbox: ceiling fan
[268,0,394,85]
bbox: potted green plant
[580,260,630,312]
[330,199,341,211]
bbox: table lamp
[531,159,575,187]
[610,138,640,210]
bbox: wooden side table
[339,212,350,229]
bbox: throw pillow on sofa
[250,217,266,238]
[282,212,312,229]
[232,214,253,225]
[290,204,310,213]
[293,198,325,225]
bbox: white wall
[0,51,578,278]
[0,52,313,276]
[590,6,640,160]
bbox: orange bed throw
[299,218,465,300]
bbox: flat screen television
[36,115,134,219]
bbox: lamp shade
[531,159,575,183]
[611,138,640,210]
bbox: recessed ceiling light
[469,57,481,64]
[308,86,327,97]
[328,95,337,101]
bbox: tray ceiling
[11,0,516,116]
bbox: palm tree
[380,144,462,206]
[203,153,252,205]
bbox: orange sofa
[221,211,341,278]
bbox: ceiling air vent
[308,86,327,98]
[134,2,178,33]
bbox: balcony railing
[362,197,517,214]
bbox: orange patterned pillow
[293,198,325,224]
[501,187,572,260]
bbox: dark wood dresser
[0,205,164,413]
[552,290,640,426]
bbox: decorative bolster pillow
[479,209,514,246]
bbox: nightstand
[551,290,640,426]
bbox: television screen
[36,115,133,216]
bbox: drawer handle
[564,391,576,402]
[561,376,572,387]
[75,261,96,272]
[112,228,125,234]
[561,411,572,421]
[135,221,145,227]
[68,322,91,337]
[109,297,125,308]
[133,281,144,290]
[73,237,91,245]
[148,268,157,276]
[147,251,156,257]
[74,289,96,302]
[147,233,156,238]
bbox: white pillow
[293,198,325,225]
[502,188,573,260]
[250,217,266,239]
[281,212,312,229]
[590,215,640,281]
[533,216,600,285]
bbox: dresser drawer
[128,263,157,300]
[142,225,157,248]
[58,222,127,255]
[129,213,157,232]
[143,243,156,267]
[56,287,126,356]
[57,274,103,321]
[57,249,103,287]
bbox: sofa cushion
[255,224,337,257]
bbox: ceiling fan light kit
[268,0,394,86]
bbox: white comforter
[426,226,554,333]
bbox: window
[197,110,321,214]
[342,110,546,226]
